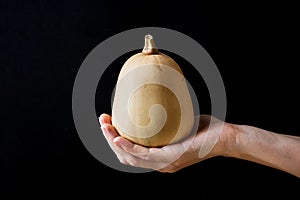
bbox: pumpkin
[111,34,194,147]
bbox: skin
[99,113,300,178]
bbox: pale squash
[111,34,194,147]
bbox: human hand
[99,113,235,172]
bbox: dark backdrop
[1,1,299,198]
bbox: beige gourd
[112,34,194,147]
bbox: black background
[1,1,300,199]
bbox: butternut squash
[111,34,194,147]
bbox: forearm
[232,124,300,178]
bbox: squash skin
[111,37,194,147]
[118,52,183,78]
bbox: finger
[113,136,186,163]
[102,136,167,170]
[122,154,168,170]
[99,113,112,126]
[101,127,131,166]
[99,121,156,168]
[101,124,119,142]
[113,148,169,170]
[113,136,150,155]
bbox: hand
[99,113,235,173]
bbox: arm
[99,113,300,178]
[232,124,300,178]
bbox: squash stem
[142,34,159,55]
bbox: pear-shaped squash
[112,35,194,147]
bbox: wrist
[217,123,242,158]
